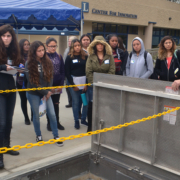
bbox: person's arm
[140,53,153,79]
[121,51,129,75]
[154,58,162,77]
[108,55,115,74]
[126,56,131,76]
[65,56,74,85]
[63,48,69,63]
[59,54,65,86]
[86,56,94,84]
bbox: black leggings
[16,83,32,120]
[47,94,61,124]
[0,93,16,148]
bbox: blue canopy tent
[0,0,83,35]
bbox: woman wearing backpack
[154,36,180,82]
[86,36,115,132]
[126,37,153,79]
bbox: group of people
[0,24,180,169]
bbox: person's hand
[6,65,14,71]
[51,88,55,94]
[73,87,79,91]
[172,80,180,91]
[158,76,160,80]
[46,91,52,100]
[83,86,88,92]
[57,88,62,93]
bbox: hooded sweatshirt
[126,37,153,79]
[86,36,115,84]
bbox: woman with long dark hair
[154,36,180,81]
[65,39,88,129]
[17,39,32,125]
[80,34,91,54]
[86,36,115,132]
[0,24,21,169]
[45,36,65,131]
[25,41,63,147]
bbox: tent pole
[81,10,83,36]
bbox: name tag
[174,68,179,74]
[131,60,135,64]
[104,60,110,64]
[73,59,78,63]
[7,60,13,65]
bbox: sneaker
[55,137,64,147]
[36,136,43,142]
[58,123,65,130]
[81,120,88,126]
[74,121,80,129]
[47,123,52,131]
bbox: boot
[0,154,4,169]
[87,102,92,132]
[3,138,19,156]
[54,103,65,130]
[25,118,31,125]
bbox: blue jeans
[26,92,59,138]
[88,86,93,102]
[68,85,89,122]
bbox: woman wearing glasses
[17,39,32,125]
[45,37,65,131]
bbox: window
[128,26,138,34]
[92,23,97,32]
[117,25,127,34]
[105,24,111,32]
[97,24,104,32]
[153,28,160,36]
[111,24,116,33]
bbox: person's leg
[0,94,6,168]
[81,91,89,126]
[17,83,30,125]
[87,86,93,132]
[3,92,19,155]
[69,88,81,129]
[51,94,64,130]
[79,98,82,119]
[46,97,59,138]
[26,92,42,138]
[66,79,72,107]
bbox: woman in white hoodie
[126,37,153,79]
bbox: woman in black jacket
[0,24,21,169]
[106,34,127,75]
[154,36,180,81]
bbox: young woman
[126,37,153,79]
[154,36,180,81]
[0,24,20,169]
[80,34,91,54]
[17,39,32,125]
[107,34,127,75]
[46,36,65,131]
[86,36,115,132]
[65,39,88,129]
[25,41,63,147]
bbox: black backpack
[129,51,148,70]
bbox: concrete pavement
[0,89,91,179]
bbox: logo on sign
[82,2,89,13]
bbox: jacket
[154,50,180,82]
[25,61,53,96]
[126,37,153,79]
[86,36,115,84]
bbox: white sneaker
[55,137,64,147]
[36,136,43,142]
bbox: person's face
[96,43,104,52]
[109,36,118,49]
[23,40,30,52]
[81,36,90,48]
[164,39,173,50]
[1,31,12,47]
[68,39,72,47]
[133,40,141,53]
[36,46,45,59]
[74,42,81,53]
[47,41,57,53]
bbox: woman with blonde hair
[154,36,180,81]
[65,39,88,129]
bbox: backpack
[129,51,148,70]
